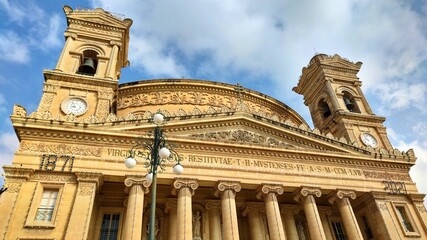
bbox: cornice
[43,70,118,88]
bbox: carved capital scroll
[205,200,222,210]
[293,186,322,202]
[214,181,241,198]
[124,175,151,194]
[172,178,199,196]
[256,183,284,200]
[328,189,357,204]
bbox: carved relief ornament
[214,181,241,197]
[293,186,322,202]
[124,175,151,194]
[256,184,284,200]
[328,189,357,204]
[172,178,199,196]
[19,142,102,157]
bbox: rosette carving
[214,181,241,197]
[293,186,322,202]
[172,178,199,195]
[256,184,284,200]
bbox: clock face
[360,132,378,148]
[61,97,88,116]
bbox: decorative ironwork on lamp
[125,112,183,240]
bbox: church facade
[0,6,426,240]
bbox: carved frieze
[31,172,76,183]
[188,129,296,149]
[363,171,411,181]
[19,142,102,157]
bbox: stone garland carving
[189,129,296,149]
[37,93,55,113]
[31,173,76,183]
[78,184,95,196]
[19,142,102,157]
[117,91,292,122]
[172,178,199,196]
[363,171,411,181]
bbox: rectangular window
[100,214,120,240]
[331,221,346,240]
[396,206,414,232]
[34,189,58,222]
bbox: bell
[323,109,331,118]
[344,97,354,112]
[78,58,96,75]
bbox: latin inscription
[187,154,363,176]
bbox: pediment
[96,112,367,155]
[318,54,362,71]
[65,7,131,29]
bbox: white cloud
[374,81,426,113]
[0,31,30,63]
[0,131,19,179]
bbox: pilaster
[65,172,103,240]
[280,204,300,240]
[165,199,178,240]
[205,200,222,240]
[242,202,267,240]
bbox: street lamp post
[125,113,183,240]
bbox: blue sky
[0,1,426,198]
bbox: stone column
[325,76,340,111]
[256,184,286,240]
[408,194,427,231]
[122,176,151,240]
[172,178,199,240]
[165,199,178,240]
[205,200,222,240]
[280,205,299,240]
[106,41,121,79]
[0,167,33,240]
[214,181,241,240]
[293,186,326,240]
[65,172,103,240]
[328,189,363,240]
[242,202,266,240]
[55,31,77,71]
[317,206,334,240]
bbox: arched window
[77,50,98,76]
[342,92,360,113]
[318,99,331,119]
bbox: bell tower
[36,6,132,119]
[293,54,393,150]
